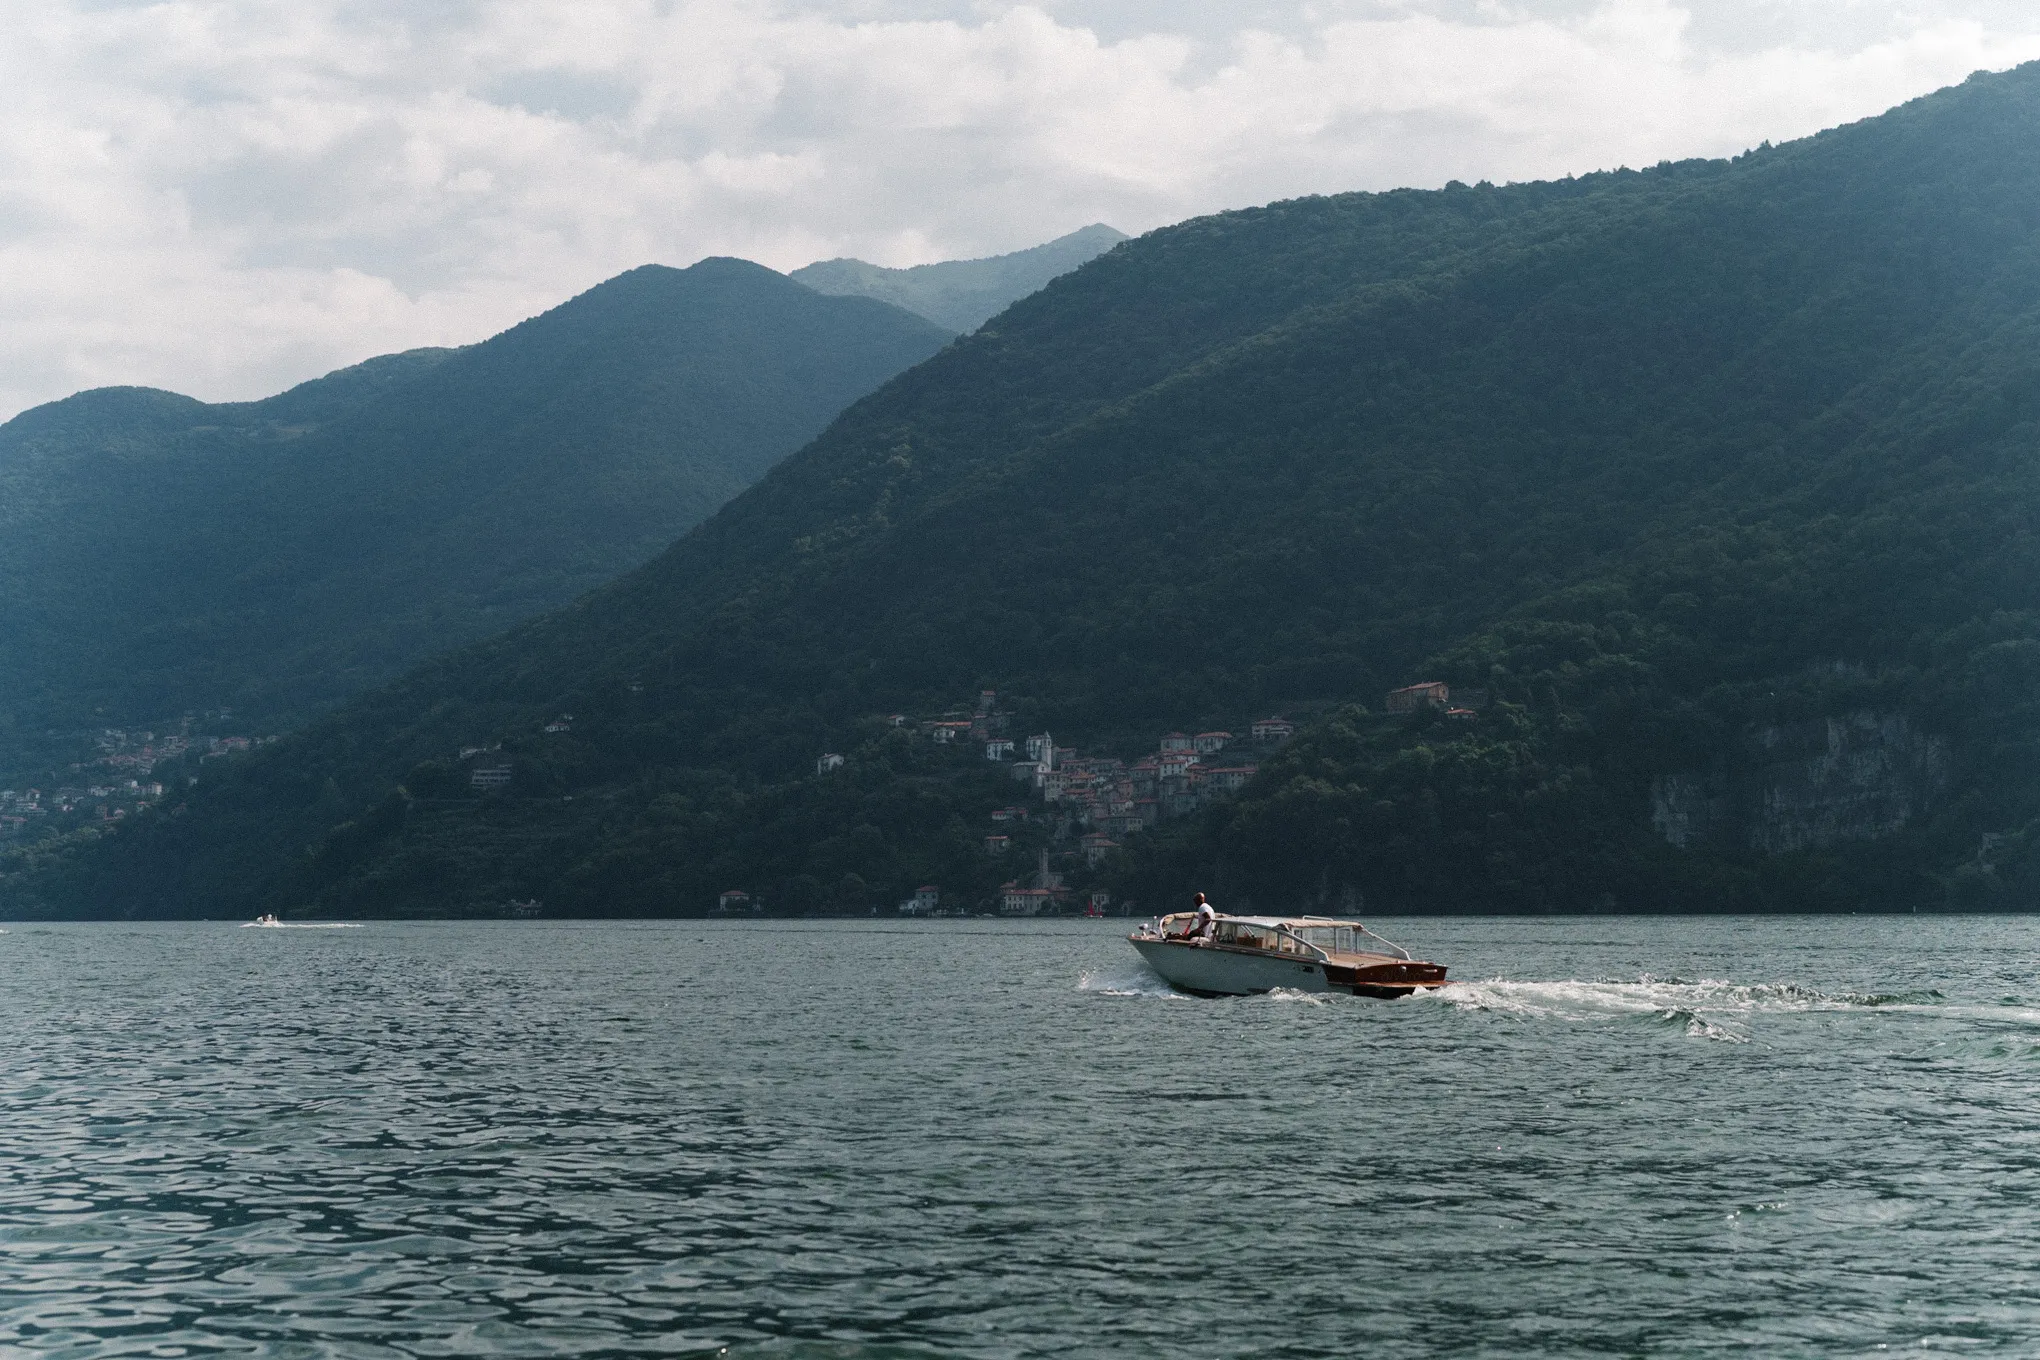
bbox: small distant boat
[243,913,282,928]
[1129,911,1448,998]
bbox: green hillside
[13,66,2040,919]
[0,261,952,770]
[791,224,1127,331]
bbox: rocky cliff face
[1648,775,1726,851]
[1651,712,1947,854]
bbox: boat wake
[239,922,365,929]
[1078,964,1947,1036]
[1078,964,1189,999]
[1419,977,1945,1042]
[1261,987,1333,1006]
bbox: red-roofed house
[1202,764,1259,793]
[1000,883,1056,916]
[1386,681,1451,712]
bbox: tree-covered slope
[791,224,1127,331]
[0,261,952,758]
[15,65,2040,919]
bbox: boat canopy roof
[1166,912,1366,930]
[1149,912,1412,962]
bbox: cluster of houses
[0,786,51,836]
[993,718,1291,845]
[1,720,274,838]
[0,778,170,836]
[749,680,1486,917]
[976,714,1297,917]
[857,852,1112,919]
[988,850,1114,918]
[798,690,1308,919]
[81,724,259,774]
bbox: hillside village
[1,682,1478,906]
[790,683,1479,918]
[17,678,1485,907]
[714,690,1328,918]
[0,719,272,840]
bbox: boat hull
[1129,937,1446,999]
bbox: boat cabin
[1156,913,1410,963]
[1217,918,1374,958]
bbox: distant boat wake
[1419,977,1955,1042]
[1082,966,1946,1040]
[239,921,364,929]
[1424,976,1940,1016]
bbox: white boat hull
[1129,936,1447,998]
[1132,937,1331,995]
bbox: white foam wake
[239,922,365,929]
[1078,963,1188,999]
[1261,987,1332,1006]
[1417,976,1942,1042]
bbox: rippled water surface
[6,916,2040,1357]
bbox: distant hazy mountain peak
[0,256,953,762]
[790,223,1129,332]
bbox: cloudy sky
[5,0,2040,420]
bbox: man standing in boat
[1185,893,1217,942]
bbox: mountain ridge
[12,66,2040,918]
[791,224,1128,331]
[0,260,951,774]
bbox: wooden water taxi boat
[1129,912,1447,998]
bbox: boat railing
[1288,917,1414,961]
[1354,924,1413,962]
[1143,914,1412,962]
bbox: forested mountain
[12,65,2040,919]
[791,224,1127,331]
[0,261,951,768]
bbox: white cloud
[2,0,2038,418]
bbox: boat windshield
[1216,922,1323,956]
[1293,925,1365,954]
[1215,922,1276,950]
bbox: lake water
[4,915,2040,1357]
